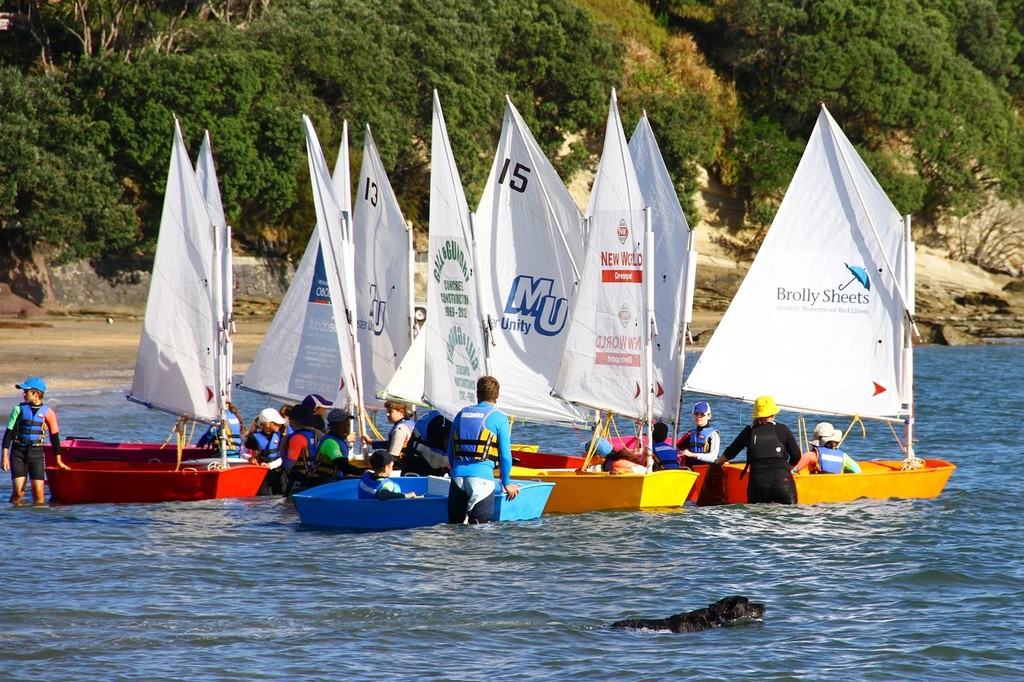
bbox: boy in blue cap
[675,401,720,469]
[2,377,64,505]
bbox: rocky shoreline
[2,235,1024,345]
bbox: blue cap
[582,437,613,456]
[693,401,711,415]
[16,377,47,393]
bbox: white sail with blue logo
[683,104,910,421]
[422,90,488,419]
[129,119,222,423]
[238,116,362,409]
[353,124,414,408]
[629,112,697,425]
[473,97,586,425]
[554,90,651,421]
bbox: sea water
[1,345,1022,680]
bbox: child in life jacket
[676,401,720,468]
[357,450,419,499]
[793,422,861,474]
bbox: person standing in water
[714,395,801,504]
[2,377,65,506]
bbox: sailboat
[352,124,415,408]
[516,91,697,513]
[683,104,955,505]
[46,121,268,503]
[237,117,364,420]
[293,92,554,528]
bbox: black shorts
[9,446,46,480]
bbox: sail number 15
[498,158,531,193]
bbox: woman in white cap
[714,395,801,504]
[676,401,720,468]
[245,408,288,495]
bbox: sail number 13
[498,158,531,193]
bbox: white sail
[128,120,220,423]
[629,112,696,423]
[379,323,426,406]
[684,105,909,420]
[353,124,414,408]
[474,97,586,425]
[424,90,487,419]
[237,116,362,408]
[195,132,233,410]
[555,90,649,419]
[332,121,353,243]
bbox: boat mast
[903,214,915,460]
[672,228,698,445]
[643,207,655,458]
[467,211,493,374]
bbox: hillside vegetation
[2,0,1023,278]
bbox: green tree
[67,50,323,248]
[0,67,136,263]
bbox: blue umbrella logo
[839,263,870,291]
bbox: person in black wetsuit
[714,395,801,504]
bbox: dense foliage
[2,0,1023,267]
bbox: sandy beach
[0,316,271,393]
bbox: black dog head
[710,595,766,625]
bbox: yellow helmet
[752,395,780,418]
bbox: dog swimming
[610,596,766,633]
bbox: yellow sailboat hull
[509,467,698,514]
[702,459,955,505]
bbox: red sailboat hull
[46,461,268,504]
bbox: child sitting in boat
[358,450,419,499]
[649,422,680,470]
[793,422,861,474]
[604,448,647,475]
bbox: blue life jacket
[224,412,242,454]
[358,470,386,499]
[652,441,679,469]
[249,431,281,463]
[15,403,49,447]
[408,411,436,451]
[285,429,316,472]
[678,425,718,453]
[451,405,497,462]
[311,433,349,479]
[815,445,845,474]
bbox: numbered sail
[129,120,220,422]
[555,90,649,419]
[238,116,361,408]
[424,90,487,418]
[474,97,586,425]
[684,105,908,419]
[629,112,696,423]
[353,125,414,408]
